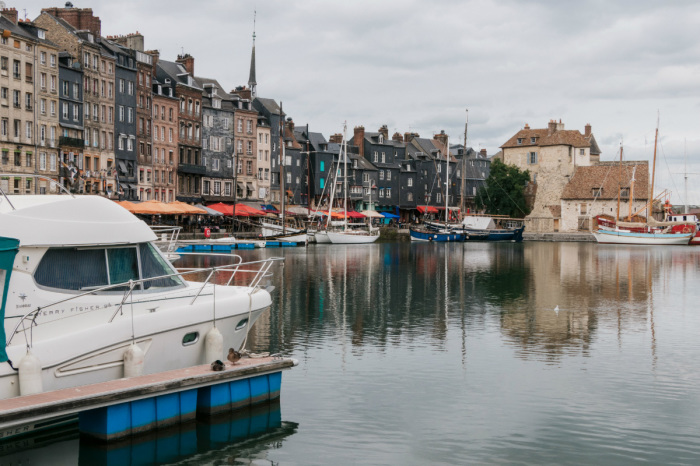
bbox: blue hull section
[410,228,466,242]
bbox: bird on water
[228,348,242,365]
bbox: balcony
[59,136,84,148]
[178,163,206,175]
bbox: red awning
[417,205,439,214]
[345,211,365,219]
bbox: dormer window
[517,138,523,144]
[378,134,384,143]
[592,188,603,197]
[530,137,536,144]
[620,188,630,198]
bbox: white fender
[19,351,43,396]
[123,344,145,378]
[205,326,223,363]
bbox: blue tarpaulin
[381,212,400,219]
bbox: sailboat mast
[343,122,348,232]
[280,103,286,234]
[461,109,468,215]
[616,142,622,221]
[648,118,659,220]
[445,135,450,220]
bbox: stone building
[0,9,60,194]
[35,7,117,197]
[253,97,283,203]
[196,77,235,203]
[156,54,203,203]
[560,161,649,231]
[500,119,601,232]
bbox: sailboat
[410,134,466,242]
[327,124,380,244]
[593,118,695,245]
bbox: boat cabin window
[34,243,182,292]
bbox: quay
[0,357,295,442]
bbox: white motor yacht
[0,194,279,400]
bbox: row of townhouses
[0,5,493,218]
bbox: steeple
[248,10,257,99]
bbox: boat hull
[593,230,693,245]
[326,231,379,244]
[409,228,466,242]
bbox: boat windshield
[34,242,183,292]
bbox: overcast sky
[15,0,700,205]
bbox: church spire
[248,10,257,99]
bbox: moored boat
[0,194,280,401]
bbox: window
[580,203,588,215]
[592,188,602,197]
[50,54,56,67]
[620,188,630,198]
[580,148,585,155]
[517,138,523,145]
[246,120,252,133]
[530,137,536,144]
[407,177,413,187]
[379,170,384,180]
[373,151,378,163]
[387,171,391,181]
[528,152,538,164]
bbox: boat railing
[6,255,283,350]
[0,174,74,211]
[150,225,182,253]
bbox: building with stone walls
[35,7,117,197]
[0,9,61,194]
[560,161,649,231]
[500,119,601,232]
[197,76,235,203]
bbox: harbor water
[4,241,700,465]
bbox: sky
[13,0,700,206]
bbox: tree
[475,159,530,218]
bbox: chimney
[146,49,159,77]
[286,118,294,133]
[354,126,365,157]
[404,132,419,143]
[378,125,389,140]
[524,123,530,130]
[584,123,591,137]
[433,130,448,149]
[176,53,194,75]
[392,132,403,143]
[236,86,251,101]
[1,8,18,24]
[41,6,101,36]
[329,133,343,144]
[480,149,487,157]
[556,119,565,131]
[548,119,557,135]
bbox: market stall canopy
[362,210,384,218]
[114,200,139,213]
[131,200,182,215]
[260,204,279,214]
[194,204,224,216]
[381,212,400,219]
[345,211,365,219]
[207,203,237,216]
[171,201,207,215]
[286,206,310,216]
[417,205,439,214]
[206,203,265,216]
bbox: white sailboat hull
[327,231,380,244]
[313,231,331,243]
[593,229,693,245]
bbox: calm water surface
[4,242,700,465]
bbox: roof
[561,161,650,201]
[156,59,200,89]
[501,126,592,149]
[254,97,281,115]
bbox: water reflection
[175,242,700,365]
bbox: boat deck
[0,356,294,437]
